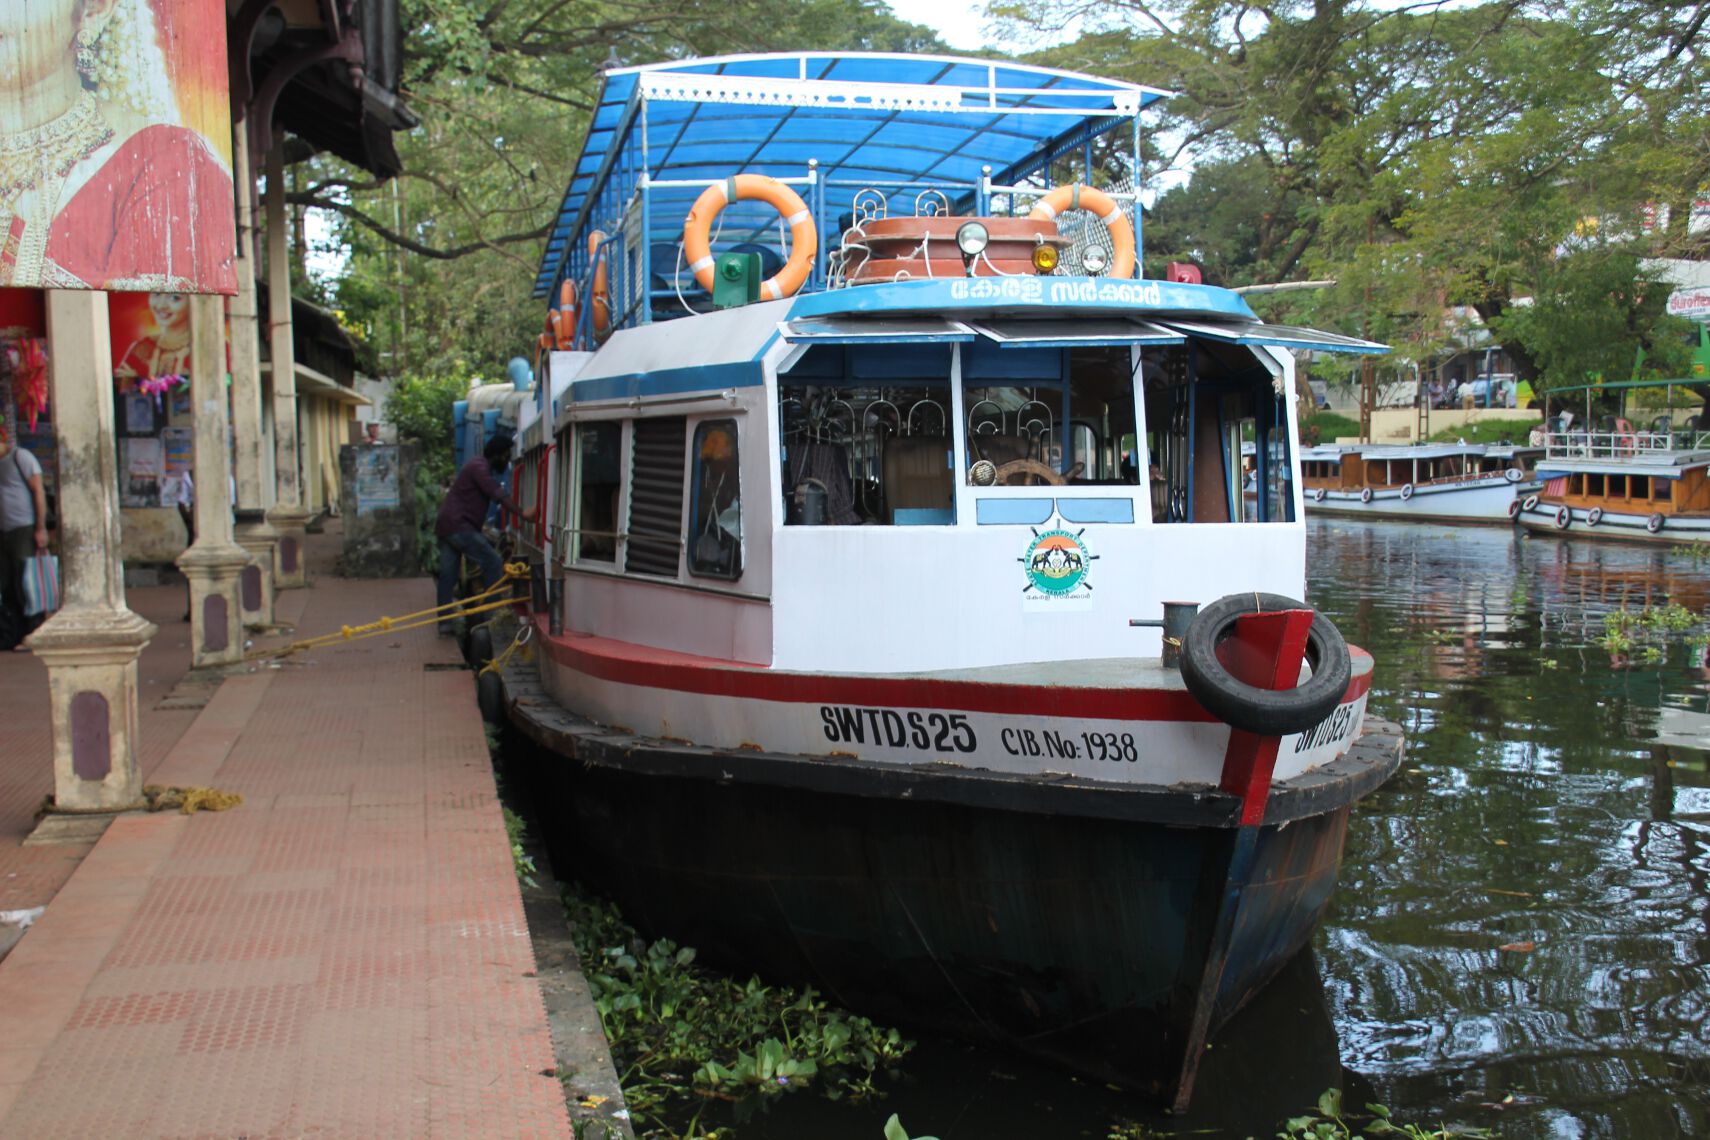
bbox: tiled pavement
[0,539,572,1138]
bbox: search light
[955,221,990,257]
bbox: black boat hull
[503,668,1402,1100]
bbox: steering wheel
[994,459,1082,486]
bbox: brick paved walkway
[0,545,572,1138]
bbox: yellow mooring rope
[248,561,533,662]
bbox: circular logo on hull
[1023,529,1090,596]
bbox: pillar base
[26,606,157,814]
[234,511,280,627]
[24,809,135,847]
[178,542,249,669]
[267,505,312,589]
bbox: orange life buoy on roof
[548,277,579,350]
[683,174,817,301]
[588,230,612,342]
[1028,185,1136,279]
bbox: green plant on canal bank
[564,887,915,1139]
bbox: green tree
[292,0,947,382]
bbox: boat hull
[1305,476,1530,524]
[1516,500,1710,544]
[501,664,1403,1099]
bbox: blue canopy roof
[533,53,1168,299]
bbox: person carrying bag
[0,435,52,650]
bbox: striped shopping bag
[22,553,59,617]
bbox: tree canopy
[1006,0,1706,391]
[292,0,945,379]
[295,0,1706,402]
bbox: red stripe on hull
[532,621,1375,724]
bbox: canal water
[568,518,1710,1139]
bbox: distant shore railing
[1545,429,1710,460]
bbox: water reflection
[1310,519,1710,1140]
[652,519,1710,1138]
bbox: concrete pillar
[174,295,248,669]
[26,292,155,818]
[264,138,310,587]
[228,122,279,625]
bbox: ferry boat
[491,52,1401,1108]
[1300,441,1542,523]
[1515,354,1710,543]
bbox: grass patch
[1426,419,1541,445]
[1301,412,1362,445]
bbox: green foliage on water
[1277,1089,1495,1139]
[883,1114,940,1140]
[564,888,914,1139]
[1598,603,1706,662]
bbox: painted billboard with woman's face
[0,0,235,294]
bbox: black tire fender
[1507,498,1523,521]
[1359,487,1373,503]
[1400,483,1414,501]
[468,624,495,669]
[1179,593,1353,737]
[1505,468,1524,483]
[1554,506,1572,530]
[1586,507,1603,527]
[1647,512,1665,533]
[477,670,504,724]
[1312,487,1326,503]
[1522,494,1540,512]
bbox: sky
[883,0,1085,54]
[884,0,993,50]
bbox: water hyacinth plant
[564,887,915,1138]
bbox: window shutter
[627,417,687,576]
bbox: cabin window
[627,417,687,577]
[688,420,742,580]
[780,343,954,525]
[962,342,1138,487]
[1630,475,1650,500]
[1586,473,1604,497]
[1569,474,1584,495]
[573,422,621,564]
[1655,480,1672,502]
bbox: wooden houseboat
[1516,352,1710,543]
[1299,442,1541,523]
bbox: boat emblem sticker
[1020,520,1096,611]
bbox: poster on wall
[110,291,194,383]
[161,426,192,473]
[354,447,401,516]
[122,391,158,435]
[120,436,164,506]
[0,0,236,294]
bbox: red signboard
[0,0,236,295]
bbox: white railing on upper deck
[1544,429,1710,460]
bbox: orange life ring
[548,277,579,350]
[683,174,817,301]
[1028,184,1136,278]
[588,230,611,341]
